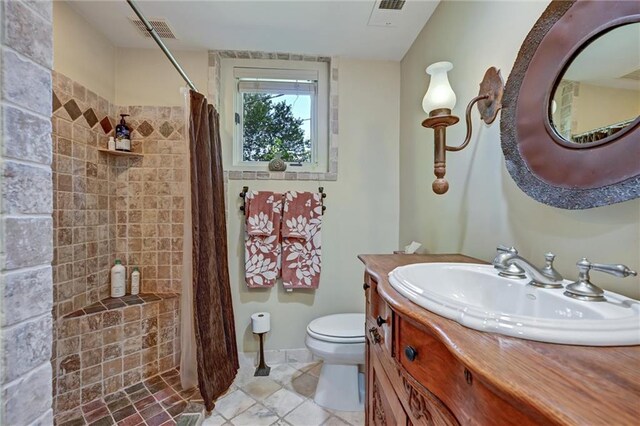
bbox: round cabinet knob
[376,316,387,327]
[404,345,418,362]
[363,282,370,291]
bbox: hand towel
[281,191,323,289]
[244,191,282,288]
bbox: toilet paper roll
[251,312,271,334]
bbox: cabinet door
[368,345,408,426]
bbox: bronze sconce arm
[422,67,504,194]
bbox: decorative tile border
[208,50,339,181]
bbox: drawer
[397,316,539,425]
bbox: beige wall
[574,83,639,134]
[227,59,401,351]
[53,1,116,102]
[399,1,640,298]
[53,2,207,107]
[115,48,208,106]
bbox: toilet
[305,313,365,411]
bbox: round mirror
[549,22,640,146]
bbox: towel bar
[239,186,327,214]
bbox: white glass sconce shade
[422,61,457,114]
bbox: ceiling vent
[129,17,177,39]
[379,0,406,10]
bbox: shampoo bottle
[115,114,131,152]
[131,267,140,295]
[108,136,115,151]
[110,259,126,297]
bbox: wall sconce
[421,62,504,194]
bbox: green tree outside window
[242,93,311,163]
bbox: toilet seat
[307,313,365,344]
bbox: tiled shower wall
[52,71,116,318]
[113,105,187,294]
[51,72,187,415]
[1,1,55,424]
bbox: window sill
[225,170,337,181]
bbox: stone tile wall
[54,294,180,414]
[0,1,55,425]
[112,105,187,294]
[51,70,116,319]
[51,73,187,416]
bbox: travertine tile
[262,388,305,417]
[1,49,52,116]
[0,363,53,426]
[327,408,364,425]
[4,0,53,68]
[0,266,52,327]
[241,377,282,401]
[231,403,279,426]
[288,372,318,398]
[1,105,52,165]
[1,315,52,382]
[212,389,256,419]
[3,217,53,269]
[284,400,330,426]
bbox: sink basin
[388,263,640,346]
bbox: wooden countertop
[359,253,640,425]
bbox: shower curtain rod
[126,0,198,92]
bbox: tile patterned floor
[202,361,364,426]
[55,369,204,426]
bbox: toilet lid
[307,313,365,343]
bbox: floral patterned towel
[281,191,323,289]
[245,191,276,236]
[245,192,282,288]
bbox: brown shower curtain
[188,90,239,411]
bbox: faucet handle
[541,252,563,281]
[565,258,637,302]
[496,245,517,254]
[589,261,637,278]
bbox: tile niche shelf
[63,292,178,319]
[97,148,143,157]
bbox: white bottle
[110,259,126,297]
[131,267,140,295]
[108,136,115,151]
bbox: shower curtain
[183,90,238,411]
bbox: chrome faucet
[564,258,637,302]
[493,246,564,289]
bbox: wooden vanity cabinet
[361,254,640,426]
[365,271,542,425]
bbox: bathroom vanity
[360,254,640,425]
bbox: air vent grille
[379,0,406,10]
[130,17,177,39]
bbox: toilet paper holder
[251,312,271,376]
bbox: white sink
[388,263,640,346]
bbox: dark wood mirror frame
[501,0,640,209]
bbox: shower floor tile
[55,368,204,426]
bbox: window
[221,59,329,172]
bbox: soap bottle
[110,259,126,297]
[108,136,115,151]
[115,114,131,152]
[131,267,140,295]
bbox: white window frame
[220,58,329,173]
